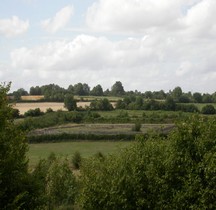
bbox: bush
[24,108,44,117]
[32,154,77,209]
[132,121,141,132]
[72,151,82,170]
[201,104,216,114]
[46,108,53,113]
[79,116,216,209]
[94,151,105,161]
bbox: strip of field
[13,102,91,114]
[28,141,132,167]
[29,123,174,136]
[13,101,117,114]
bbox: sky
[0,0,216,93]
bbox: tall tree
[111,81,125,96]
[73,83,90,96]
[171,86,183,102]
[193,92,202,103]
[64,94,77,111]
[29,86,42,95]
[12,88,28,100]
[0,83,29,209]
[90,84,103,96]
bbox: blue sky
[0,0,216,93]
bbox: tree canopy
[0,83,29,209]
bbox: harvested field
[13,102,91,114]
[21,95,44,101]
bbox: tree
[40,84,66,102]
[171,86,183,102]
[32,153,77,209]
[178,94,190,103]
[73,83,90,96]
[64,94,77,111]
[80,116,216,209]
[193,92,202,103]
[0,83,34,209]
[152,90,167,99]
[90,84,103,96]
[144,91,153,99]
[12,88,28,100]
[202,93,213,103]
[67,85,74,94]
[111,81,125,96]
[90,98,113,111]
[24,108,44,117]
[29,86,42,95]
[164,96,176,111]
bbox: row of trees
[10,82,216,103]
[116,96,216,114]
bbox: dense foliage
[89,98,113,111]
[3,82,216,209]
[32,154,77,209]
[64,93,77,111]
[1,84,78,209]
[79,116,216,209]
[116,96,200,113]
[0,83,43,209]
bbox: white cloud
[86,0,200,33]
[41,5,74,33]
[0,16,29,38]
[10,34,161,72]
[5,1,216,93]
[179,0,216,37]
[10,33,216,93]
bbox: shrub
[201,104,216,114]
[72,151,82,170]
[46,108,53,113]
[24,108,44,117]
[94,151,105,161]
[32,154,77,209]
[132,121,141,132]
[79,116,216,209]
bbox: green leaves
[79,115,216,209]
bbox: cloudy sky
[0,0,216,93]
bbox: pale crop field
[13,102,91,114]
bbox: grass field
[29,123,174,136]
[28,141,132,167]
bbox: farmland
[13,101,118,114]
[3,83,216,209]
[28,141,132,167]
[13,102,89,114]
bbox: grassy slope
[28,141,132,167]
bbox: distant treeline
[9,81,216,103]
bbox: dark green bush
[24,108,44,117]
[79,116,216,209]
[201,104,216,114]
[132,121,141,131]
[72,151,82,170]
